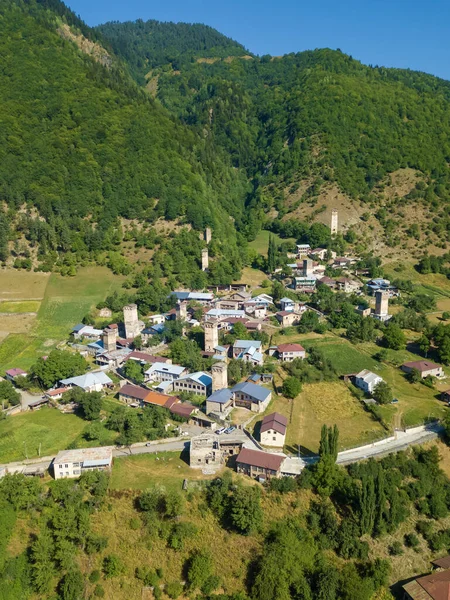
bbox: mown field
[0,267,124,372]
[251,329,449,452]
[248,230,296,256]
[0,402,121,464]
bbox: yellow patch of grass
[0,270,50,300]
[0,300,40,313]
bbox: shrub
[389,541,403,556]
[129,517,141,530]
[89,570,101,584]
[94,585,105,598]
[165,582,184,599]
[404,533,420,549]
[103,554,125,578]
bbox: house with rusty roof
[403,565,450,599]
[236,448,284,480]
[401,360,444,379]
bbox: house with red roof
[276,343,306,362]
[5,368,27,383]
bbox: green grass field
[0,402,121,464]
[0,267,124,371]
[0,301,40,313]
[110,452,216,491]
[248,230,296,256]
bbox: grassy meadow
[0,267,124,372]
[248,230,296,256]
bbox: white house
[71,324,103,340]
[60,371,113,393]
[354,369,383,394]
[144,363,187,384]
[276,343,306,362]
[53,447,113,480]
[280,297,296,312]
[260,412,287,447]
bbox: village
[2,213,449,488]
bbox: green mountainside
[96,19,248,84]
[99,21,450,251]
[0,0,247,280]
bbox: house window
[73,470,80,475]
[73,462,80,467]
[59,464,63,469]
[273,437,276,441]
[65,464,68,468]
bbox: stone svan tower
[374,290,389,319]
[212,361,228,392]
[202,248,209,271]
[123,303,140,339]
[204,227,212,244]
[176,301,188,321]
[102,326,117,353]
[204,320,218,352]
[331,208,338,235]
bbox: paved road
[0,423,443,476]
[20,389,42,410]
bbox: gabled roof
[45,387,70,397]
[143,391,173,407]
[280,297,295,303]
[170,402,196,417]
[176,372,212,387]
[236,448,284,471]
[233,340,262,350]
[355,369,382,385]
[403,569,450,600]
[402,360,442,373]
[277,343,305,353]
[119,384,150,401]
[232,382,271,402]
[72,324,85,333]
[5,367,27,377]
[145,363,186,376]
[127,351,168,364]
[60,371,112,389]
[261,412,288,435]
[432,556,450,570]
[206,389,233,404]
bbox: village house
[171,291,214,304]
[335,278,362,293]
[60,371,113,393]
[95,348,132,369]
[260,412,288,448]
[53,447,113,480]
[279,297,296,312]
[205,388,234,417]
[246,373,274,385]
[401,360,444,379]
[141,323,165,343]
[236,447,284,480]
[71,324,103,340]
[44,387,70,401]
[144,363,187,384]
[232,340,264,366]
[296,244,311,258]
[354,369,383,394]
[441,389,450,403]
[232,381,271,412]
[275,311,303,327]
[275,343,306,362]
[147,314,166,325]
[172,372,212,397]
[206,308,246,321]
[402,559,450,600]
[118,383,151,407]
[127,351,170,366]
[309,248,337,261]
[355,305,372,317]
[292,275,318,292]
[333,256,356,269]
[318,276,337,289]
[5,368,27,382]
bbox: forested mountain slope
[0,0,247,278]
[99,21,450,252]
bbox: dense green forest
[5,0,450,279]
[99,19,450,242]
[0,0,248,280]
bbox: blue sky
[66,0,450,80]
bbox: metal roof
[232,382,271,402]
[207,389,233,404]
